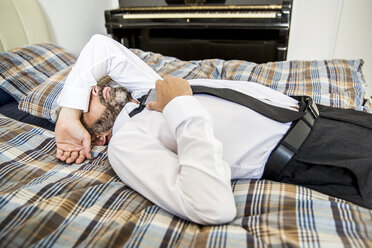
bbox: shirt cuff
[57,85,91,112]
[163,96,207,136]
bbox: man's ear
[91,135,106,146]
[91,85,99,97]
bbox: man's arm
[57,34,162,112]
[55,34,161,163]
[108,121,236,224]
[108,77,236,224]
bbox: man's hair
[97,75,113,88]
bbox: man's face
[82,85,131,145]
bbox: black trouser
[263,105,372,209]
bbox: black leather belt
[263,96,319,179]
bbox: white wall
[333,0,372,97]
[36,0,372,97]
[288,0,372,97]
[37,0,118,56]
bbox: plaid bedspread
[0,115,371,248]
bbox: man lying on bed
[55,34,372,225]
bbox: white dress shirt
[58,34,299,224]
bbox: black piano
[105,0,292,63]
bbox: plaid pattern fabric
[13,45,370,122]
[132,49,369,111]
[18,69,117,123]
[18,66,72,122]
[0,43,76,102]
[363,100,372,112]
[0,114,371,247]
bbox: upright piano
[105,0,293,63]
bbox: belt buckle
[305,96,319,118]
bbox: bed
[1,42,372,247]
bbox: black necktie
[128,94,148,117]
[129,85,305,123]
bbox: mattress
[0,43,371,247]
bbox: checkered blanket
[1,43,372,247]
[0,115,371,247]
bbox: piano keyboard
[122,11,278,20]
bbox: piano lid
[119,0,284,9]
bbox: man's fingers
[56,148,64,160]
[56,147,86,164]
[66,151,79,164]
[76,150,86,164]
[146,101,157,110]
[60,151,71,162]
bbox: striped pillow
[18,66,72,122]
[132,49,369,111]
[17,47,371,123]
[0,43,76,102]
[222,59,367,111]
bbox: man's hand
[55,107,92,164]
[146,76,192,112]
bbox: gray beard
[87,86,132,134]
